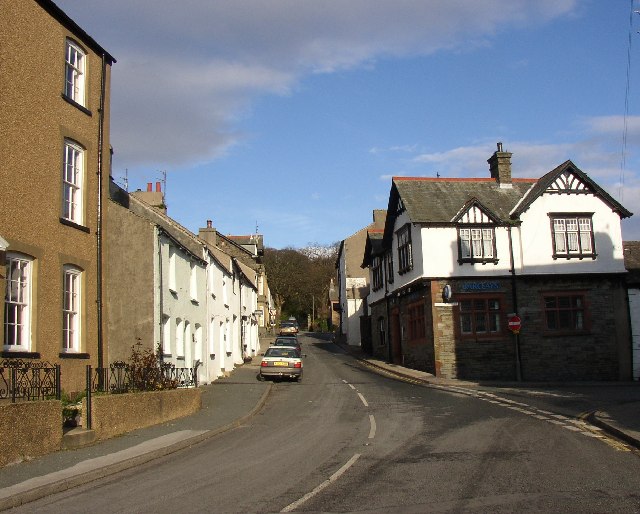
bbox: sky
[56,0,640,249]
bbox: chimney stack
[199,220,217,246]
[488,142,512,188]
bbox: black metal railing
[89,361,198,395]
[0,360,61,402]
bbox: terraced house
[0,0,116,393]
[363,144,634,381]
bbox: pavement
[0,334,639,510]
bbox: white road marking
[348,384,356,390]
[368,415,376,439]
[281,454,361,512]
[358,393,369,407]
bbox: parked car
[259,346,303,381]
[273,338,302,353]
[279,321,298,335]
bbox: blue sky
[57,0,640,249]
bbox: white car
[259,346,303,381]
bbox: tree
[263,243,339,326]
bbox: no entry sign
[508,314,521,334]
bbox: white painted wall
[158,233,207,383]
[518,193,626,274]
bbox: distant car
[273,338,302,353]
[259,346,303,381]
[279,322,297,335]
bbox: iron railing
[0,360,61,402]
[89,361,198,395]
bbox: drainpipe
[158,228,164,363]
[507,225,522,381]
[96,54,106,370]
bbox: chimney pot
[207,220,212,228]
[156,181,161,192]
[497,142,503,152]
[146,182,152,192]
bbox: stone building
[0,0,115,393]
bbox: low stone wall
[0,400,62,467]
[83,388,202,440]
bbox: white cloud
[57,0,578,169]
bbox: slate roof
[109,181,206,264]
[381,159,633,248]
[361,230,384,268]
[395,177,536,223]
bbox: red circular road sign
[508,315,522,334]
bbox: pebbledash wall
[369,273,630,381]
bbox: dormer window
[457,227,497,264]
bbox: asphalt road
[14,334,640,513]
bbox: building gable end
[453,199,499,224]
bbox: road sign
[508,314,521,334]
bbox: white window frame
[65,39,86,106]
[62,139,84,224]
[176,318,184,357]
[168,246,177,292]
[62,266,81,352]
[458,227,496,262]
[190,261,198,302]
[162,315,171,355]
[550,215,595,259]
[4,254,32,351]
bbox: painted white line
[533,415,550,420]
[358,393,369,407]
[349,384,356,390]
[342,380,348,384]
[563,426,582,431]
[281,454,361,512]
[368,415,376,439]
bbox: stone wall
[83,388,202,440]
[0,401,62,467]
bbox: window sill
[458,258,499,265]
[61,93,92,116]
[163,353,172,359]
[60,218,90,233]
[552,254,597,260]
[398,268,413,276]
[59,352,90,359]
[1,351,41,359]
